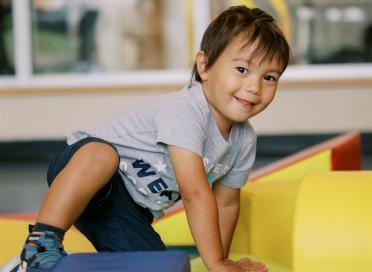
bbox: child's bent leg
[14,139,119,270]
[73,173,166,252]
[37,141,119,230]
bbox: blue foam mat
[52,251,190,272]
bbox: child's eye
[235,67,249,74]
[264,75,278,82]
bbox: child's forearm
[182,189,225,270]
[217,203,240,258]
[167,145,229,270]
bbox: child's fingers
[236,258,268,272]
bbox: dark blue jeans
[46,137,166,252]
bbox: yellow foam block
[191,253,291,272]
[153,211,193,245]
[0,219,95,265]
[230,150,332,268]
[231,178,302,268]
[154,150,332,250]
[293,171,372,272]
[256,150,331,182]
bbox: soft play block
[293,171,372,272]
[155,132,361,249]
[53,251,190,272]
[230,149,331,268]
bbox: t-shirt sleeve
[153,96,206,157]
[219,132,257,189]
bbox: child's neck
[221,129,231,141]
[210,107,232,141]
[217,119,232,141]
[200,83,233,141]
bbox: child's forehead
[224,35,284,69]
[225,34,261,55]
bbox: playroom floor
[1,155,371,214]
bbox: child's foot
[20,230,66,269]
[6,230,67,272]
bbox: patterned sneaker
[4,228,67,272]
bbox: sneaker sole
[0,254,21,272]
[0,255,54,272]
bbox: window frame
[1,0,371,93]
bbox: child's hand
[236,258,268,272]
[211,259,267,272]
[210,259,246,272]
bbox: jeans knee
[78,142,120,173]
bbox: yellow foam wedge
[293,171,372,272]
[231,150,332,267]
[256,150,331,182]
[231,178,302,268]
[153,211,193,245]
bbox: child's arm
[168,145,224,269]
[212,181,268,272]
[168,145,267,272]
[168,145,241,271]
[212,181,240,258]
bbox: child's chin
[231,115,251,123]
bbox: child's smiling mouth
[234,96,257,109]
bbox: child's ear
[195,51,208,81]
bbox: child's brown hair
[192,6,291,82]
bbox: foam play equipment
[229,132,362,268]
[154,150,329,268]
[0,220,190,271]
[53,251,190,272]
[152,132,365,271]
[153,132,361,243]
[293,172,372,272]
[1,132,365,271]
[249,131,361,181]
[189,171,372,272]
[229,150,335,267]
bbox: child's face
[198,34,283,133]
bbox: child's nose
[244,78,261,96]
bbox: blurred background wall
[0,0,371,140]
[0,0,371,214]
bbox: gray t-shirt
[67,81,256,218]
